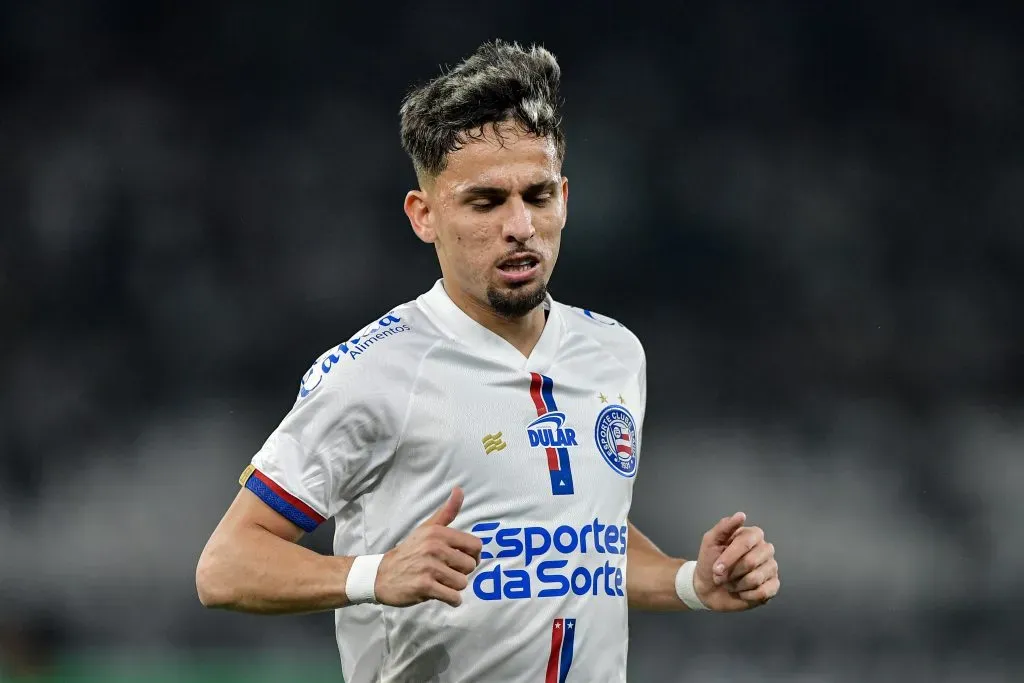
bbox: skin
[195,122,779,617]
[404,123,568,358]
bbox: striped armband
[238,464,326,533]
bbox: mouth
[496,253,541,284]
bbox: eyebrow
[460,179,559,200]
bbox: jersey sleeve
[240,354,407,532]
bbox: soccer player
[196,40,780,682]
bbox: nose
[502,197,535,243]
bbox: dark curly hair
[400,40,566,180]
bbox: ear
[560,176,569,229]
[405,189,437,244]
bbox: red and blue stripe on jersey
[529,372,575,496]
[243,467,325,532]
[545,618,577,683]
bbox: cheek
[470,218,497,242]
[447,219,497,267]
[534,213,564,248]
[442,215,489,247]
[535,205,565,232]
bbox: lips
[497,253,540,272]
[495,252,542,285]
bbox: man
[196,40,779,682]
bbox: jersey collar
[418,278,564,371]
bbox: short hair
[400,40,566,180]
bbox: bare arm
[196,488,355,614]
[627,515,781,613]
[196,486,482,615]
[625,520,688,611]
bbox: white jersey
[242,279,646,683]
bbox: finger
[712,527,763,584]
[706,512,746,546]
[423,487,464,527]
[433,563,471,593]
[727,542,775,581]
[420,536,479,574]
[427,579,465,607]
[726,559,777,593]
[438,544,479,575]
[433,526,484,559]
[736,575,779,604]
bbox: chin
[486,278,548,318]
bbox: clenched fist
[693,512,780,612]
[374,487,483,608]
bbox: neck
[443,281,547,358]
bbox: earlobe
[404,190,436,244]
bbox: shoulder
[554,302,646,372]
[296,299,441,402]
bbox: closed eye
[470,199,501,212]
[462,181,559,210]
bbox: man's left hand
[693,512,779,612]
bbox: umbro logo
[481,432,507,454]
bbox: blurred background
[1,1,1022,681]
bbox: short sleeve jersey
[242,279,647,683]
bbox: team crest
[594,405,638,477]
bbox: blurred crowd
[1,2,1021,680]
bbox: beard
[486,280,548,319]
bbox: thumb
[423,487,464,527]
[706,511,746,545]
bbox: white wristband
[345,554,384,605]
[674,560,708,611]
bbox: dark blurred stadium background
[1,2,1022,681]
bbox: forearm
[197,524,354,615]
[626,521,688,611]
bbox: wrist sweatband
[674,560,708,611]
[345,554,384,605]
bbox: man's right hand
[373,487,482,608]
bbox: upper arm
[197,486,305,592]
[211,486,306,545]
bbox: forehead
[437,127,561,192]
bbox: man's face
[413,125,568,319]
